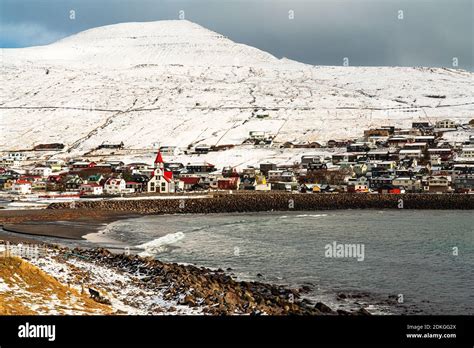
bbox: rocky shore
[48,193,474,214]
[65,247,369,315]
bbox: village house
[461,147,474,158]
[388,136,409,148]
[70,161,97,173]
[373,161,397,171]
[11,180,32,194]
[165,163,185,176]
[128,162,151,172]
[301,155,324,169]
[435,119,456,129]
[392,177,422,193]
[267,170,284,182]
[282,141,322,149]
[307,162,328,171]
[369,176,395,190]
[412,122,432,131]
[65,176,84,191]
[86,174,104,184]
[106,161,125,170]
[29,167,53,177]
[367,150,389,161]
[427,148,453,161]
[346,177,369,193]
[377,185,402,194]
[217,177,240,190]
[399,149,423,160]
[178,177,201,191]
[194,144,211,154]
[200,171,224,190]
[452,173,474,192]
[104,178,127,195]
[185,162,216,174]
[249,131,267,141]
[33,143,65,151]
[98,141,124,149]
[7,152,27,161]
[403,142,428,151]
[45,159,65,172]
[255,175,271,191]
[259,162,277,176]
[364,128,391,138]
[0,157,21,168]
[125,181,144,193]
[424,176,452,193]
[241,167,257,178]
[79,183,104,196]
[414,135,436,145]
[159,146,177,156]
[271,182,298,191]
[347,142,371,152]
[0,177,14,190]
[353,163,368,176]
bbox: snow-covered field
[0,245,202,315]
[1,20,473,167]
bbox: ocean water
[91,210,474,315]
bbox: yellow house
[50,164,63,172]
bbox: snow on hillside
[1,20,473,168]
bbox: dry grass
[0,256,112,315]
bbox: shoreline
[0,242,371,315]
[0,209,139,243]
[0,193,472,243]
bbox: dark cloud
[0,0,472,70]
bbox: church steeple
[154,149,164,170]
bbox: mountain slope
[1,20,473,164]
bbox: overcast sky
[0,0,472,70]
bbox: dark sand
[0,209,138,243]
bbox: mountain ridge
[1,20,473,167]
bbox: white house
[435,119,456,129]
[461,147,474,158]
[249,131,267,141]
[0,157,20,168]
[80,183,104,196]
[399,149,423,159]
[8,152,26,161]
[11,180,32,194]
[104,178,126,195]
[267,170,284,182]
[29,167,53,177]
[159,146,177,156]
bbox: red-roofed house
[11,180,32,194]
[217,177,240,190]
[80,183,104,196]
[178,177,201,191]
[104,178,126,195]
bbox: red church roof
[164,170,173,182]
[154,150,164,164]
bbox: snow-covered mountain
[1,20,473,164]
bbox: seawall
[47,193,474,214]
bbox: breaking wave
[295,214,328,218]
[136,232,185,257]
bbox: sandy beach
[0,209,137,243]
